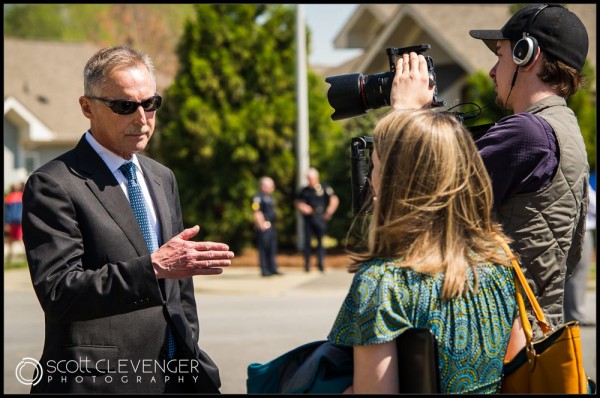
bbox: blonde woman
[328,109,521,393]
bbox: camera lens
[326,71,395,121]
[325,73,367,120]
[362,71,394,111]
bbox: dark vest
[497,95,589,335]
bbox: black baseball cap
[469,4,588,71]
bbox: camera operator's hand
[391,52,434,110]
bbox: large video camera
[325,44,446,121]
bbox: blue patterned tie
[119,161,176,359]
[119,162,159,253]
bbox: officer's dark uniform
[296,183,335,272]
[252,191,279,276]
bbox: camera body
[325,44,446,121]
[351,136,374,215]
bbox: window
[25,152,40,174]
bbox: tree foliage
[4,4,69,39]
[462,71,507,127]
[148,4,345,251]
[567,60,596,172]
[4,4,192,76]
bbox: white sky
[304,4,361,67]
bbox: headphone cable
[504,66,520,109]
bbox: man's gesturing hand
[151,225,234,279]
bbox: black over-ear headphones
[512,4,563,67]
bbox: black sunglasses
[87,95,162,115]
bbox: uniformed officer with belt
[252,176,281,277]
[294,168,339,272]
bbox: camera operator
[391,4,589,338]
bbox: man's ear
[79,96,93,119]
[523,47,543,71]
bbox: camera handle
[386,44,446,108]
[351,136,374,215]
[387,44,432,72]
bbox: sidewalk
[192,266,352,296]
[4,241,356,296]
[5,245,595,294]
[3,265,354,295]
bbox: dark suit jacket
[22,135,220,393]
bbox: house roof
[4,38,100,141]
[4,38,174,143]
[327,4,596,77]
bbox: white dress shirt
[85,131,162,244]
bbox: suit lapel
[74,136,149,256]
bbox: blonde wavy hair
[348,109,513,299]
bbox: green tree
[462,71,507,128]
[4,4,68,39]
[148,4,345,251]
[567,60,596,172]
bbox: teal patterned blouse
[327,258,517,394]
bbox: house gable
[4,96,55,142]
[331,4,595,75]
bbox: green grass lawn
[3,242,27,269]
[4,258,28,270]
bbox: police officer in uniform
[252,176,281,277]
[295,168,339,272]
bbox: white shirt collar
[84,130,143,175]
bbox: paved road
[4,266,596,394]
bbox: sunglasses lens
[142,96,162,112]
[98,95,162,115]
[112,101,138,115]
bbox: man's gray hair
[83,46,156,97]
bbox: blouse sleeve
[327,260,414,346]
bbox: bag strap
[496,238,553,341]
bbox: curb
[192,266,325,296]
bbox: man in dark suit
[22,46,234,393]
